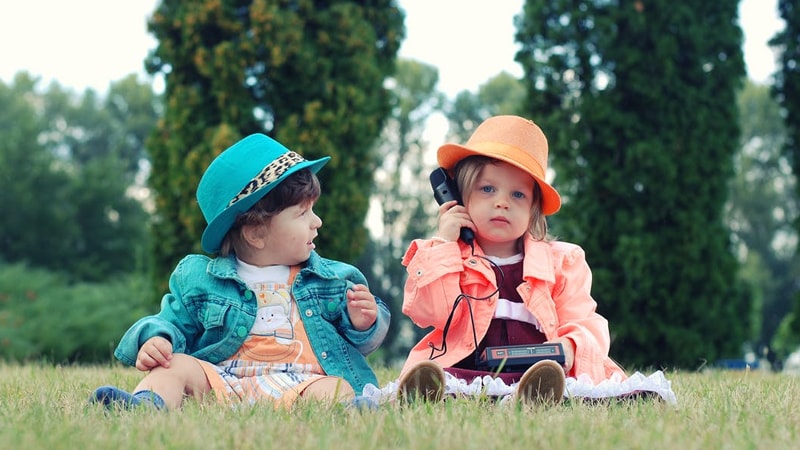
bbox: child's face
[464,161,534,257]
[260,201,322,266]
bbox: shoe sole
[516,359,565,405]
[398,361,445,403]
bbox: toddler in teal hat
[90,133,389,410]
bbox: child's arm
[549,242,623,381]
[114,256,207,367]
[401,239,475,330]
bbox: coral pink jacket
[400,235,626,384]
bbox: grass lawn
[1,363,797,449]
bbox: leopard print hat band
[227,151,306,207]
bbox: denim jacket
[114,251,390,394]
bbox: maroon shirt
[450,259,546,380]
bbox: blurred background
[0,0,797,374]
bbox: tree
[145,0,405,297]
[358,58,444,363]
[446,71,526,143]
[728,80,798,365]
[770,0,800,352]
[0,73,153,282]
[516,0,748,369]
[0,74,70,270]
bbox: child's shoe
[397,360,445,403]
[516,359,565,406]
[346,395,379,412]
[90,386,166,410]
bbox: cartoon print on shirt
[239,284,304,362]
[251,289,295,342]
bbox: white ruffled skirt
[361,370,677,405]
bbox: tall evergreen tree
[145,1,404,297]
[773,0,800,232]
[771,0,800,345]
[516,0,748,369]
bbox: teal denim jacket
[114,251,390,394]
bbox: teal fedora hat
[197,133,330,253]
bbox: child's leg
[300,376,355,402]
[132,353,212,409]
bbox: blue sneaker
[90,386,166,410]
[346,395,379,412]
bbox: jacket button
[237,326,248,337]
[327,302,337,312]
[320,352,328,359]
[244,290,254,299]
[468,259,477,265]
[305,309,313,317]
[416,270,423,277]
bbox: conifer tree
[145,1,404,296]
[771,0,800,344]
[516,0,748,369]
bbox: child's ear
[241,223,267,249]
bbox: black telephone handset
[429,168,475,246]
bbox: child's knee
[302,377,355,402]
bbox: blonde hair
[454,156,550,241]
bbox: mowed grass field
[0,362,797,450]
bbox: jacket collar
[521,235,556,284]
[206,251,325,281]
[465,234,555,284]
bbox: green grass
[0,363,797,449]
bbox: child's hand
[547,337,575,373]
[436,200,474,242]
[135,336,173,371]
[346,284,378,331]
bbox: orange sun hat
[437,115,561,215]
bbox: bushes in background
[0,262,154,364]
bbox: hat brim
[438,143,561,215]
[201,156,330,253]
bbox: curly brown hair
[219,168,321,256]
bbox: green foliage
[773,0,800,233]
[516,0,747,369]
[0,74,153,283]
[446,71,526,142]
[729,81,798,362]
[0,263,153,363]
[771,0,800,359]
[358,59,443,364]
[145,0,405,299]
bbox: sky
[0,0,784,97]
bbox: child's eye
[481,185,494,193]
[512,191,526,199]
